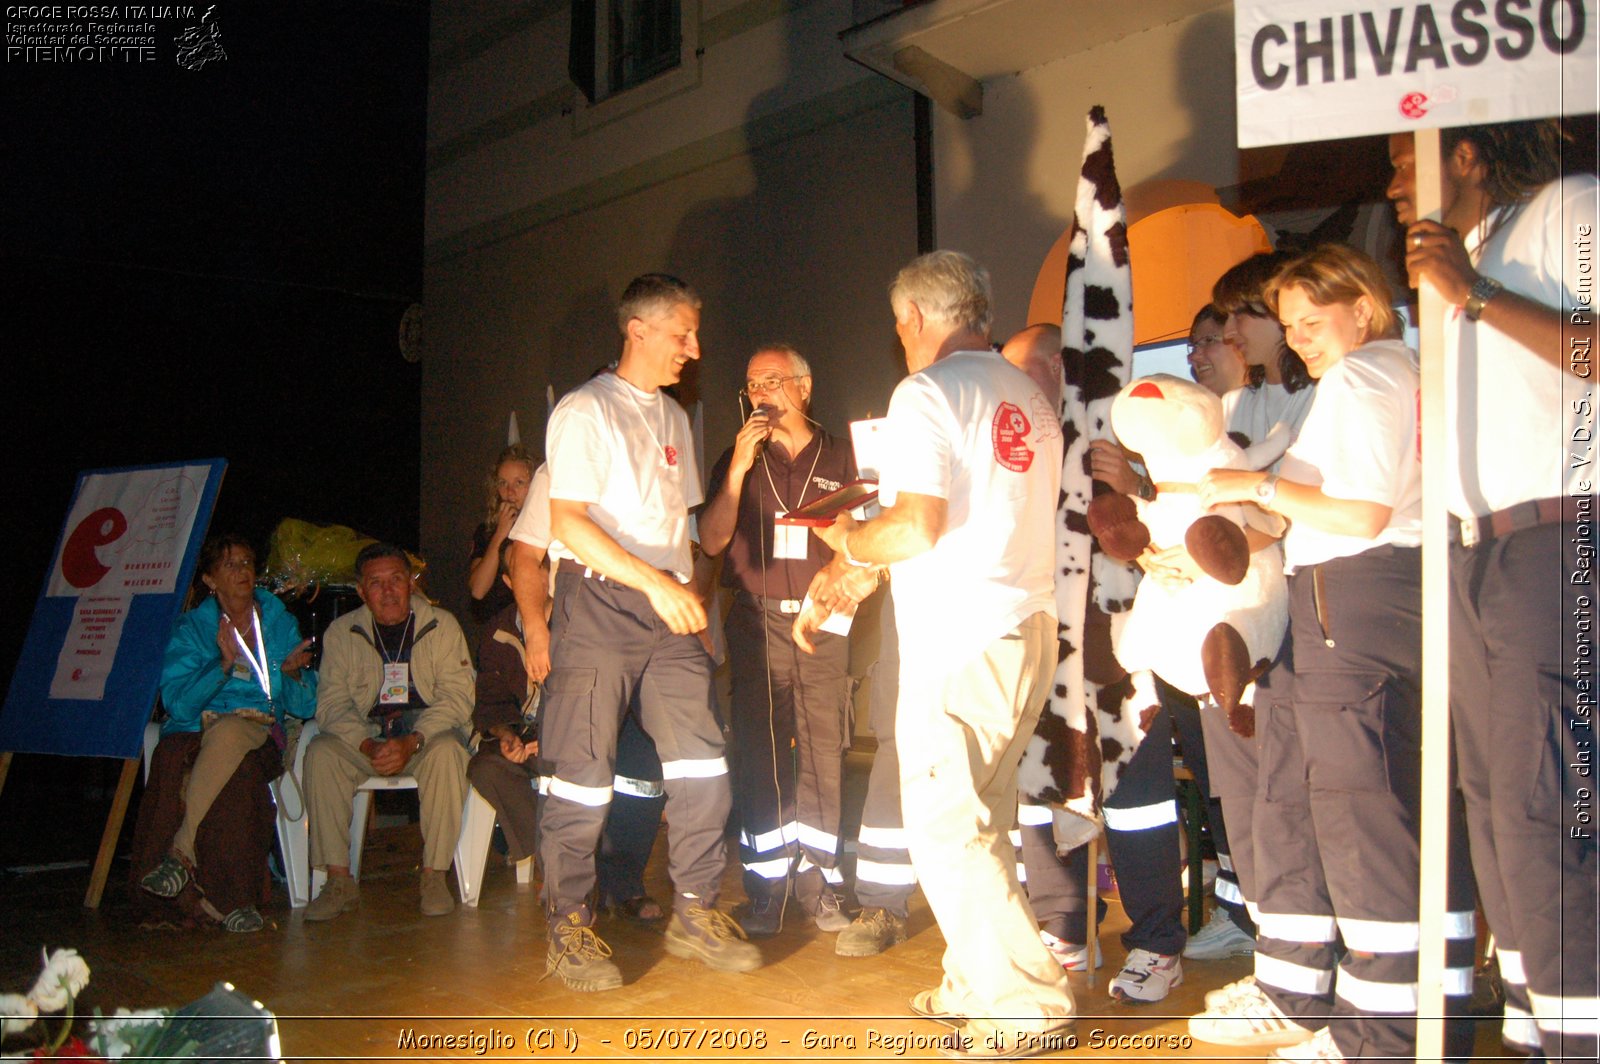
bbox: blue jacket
[159,588,318,735]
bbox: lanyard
[374,612,415,664]
[760,433,822,513]
[226,606,273,704]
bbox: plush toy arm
[1085,492,1150,562]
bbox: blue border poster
[0,459,227,759]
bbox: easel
[0,712,150,909]
[0,459,226,911]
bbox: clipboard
[776,479,879,527]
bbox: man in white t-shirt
[536,274,759,991]
[814,251,1071,1056]
[1393,121,1597,1063]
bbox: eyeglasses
[1187,335,1227,354]
[742,375,804,396]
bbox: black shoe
[735,894,783,937]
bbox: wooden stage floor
[1,775,1512,1061]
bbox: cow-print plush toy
[1089,374,1287,737]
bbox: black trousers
[1019,677,1199,956]
[854,589,917,916]
[1254,546,1475,1060]
[539,570,729,919]
[1451,520,1597,1062]
[726,591,850,900]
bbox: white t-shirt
[508,463,554,552]
[1447,172,1598,517]
[1280,339,1421,572]
[1221,380,1318,472]
[544,373,703,579]
[880,349,1063,669]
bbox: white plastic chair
[272,720,494,908]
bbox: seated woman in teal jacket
[129,533,316,932]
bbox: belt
[737,589,802,614]
[555,557,685,584]
[1450,497,1566,549]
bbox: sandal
[222,906,265,933]
[140,854,191,898]
[613,895,665,924]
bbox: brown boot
[664,895,763,972]
[545,908,622,992]
[835,906,908,957]
[304,874,360,922]
[420,868,455,916]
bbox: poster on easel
[0,459,227,760]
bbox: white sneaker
[1182,908,1255,960]
[1269,1027,1346,1061]
[1188,979,1316,1048]
[1204,974,1258,1009]
[1109,948,1183,1004]
[1040,930,1103,971]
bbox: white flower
[26,949,90,1013]
[89,1007,172,1060]
[0,993,39,1038]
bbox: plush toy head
[1110,374,1225,471]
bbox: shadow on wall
[936,66,1070,340]
[662,84,915,470]
[545,284,624,427]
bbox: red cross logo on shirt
[664,445,678,467]
[992,402,1035,472]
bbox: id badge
[772,519,809,561]
[380,662,411,705]
[230,661,253,682]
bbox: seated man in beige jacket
[303,542,474,919]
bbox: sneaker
[420,868,455,917]
[303,874,360,922]
[665,898,763,972]
[544,910,623,992]
[1183,908,1255,960]
[140,854,191,898]
[1109,948,1183,1004]
[736,894,783,938]
[1188,978,1316,1048]
[221,905,265,933]
[811,891,851,933]
[1269,1027,1346,1061]
[1205,974,1258,1009]
[835,907,909,957]
[1040,930,1103,972]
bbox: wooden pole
[85,756,140,909]
[1414,126,1451,1063]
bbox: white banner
[46,464,213,599]
[48,595,132,701]
[1236,0,1597,147]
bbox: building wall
[932,5,1239,338]
[423,0,917,628]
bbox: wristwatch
[1253,474,1279,509]
[1464,276,1503,322]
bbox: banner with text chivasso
[0,460,225,759]
[1236,0,1597,148]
